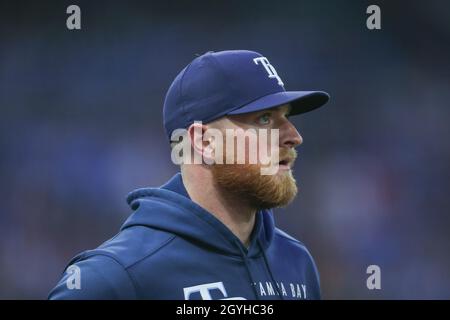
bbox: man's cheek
[261,163,278,175]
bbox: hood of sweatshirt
[123,173,275,259]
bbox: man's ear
[187,122,210,165]
[203,127,224,165]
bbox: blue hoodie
[49,173,321,300]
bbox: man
[49,50,329,300]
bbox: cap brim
[228,91,330,116]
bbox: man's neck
[181,168,256,248]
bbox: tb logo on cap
[253,57,284,87]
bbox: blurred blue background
[0,0,449,299]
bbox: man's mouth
[278,157,293,170]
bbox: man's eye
[258,114,271,125]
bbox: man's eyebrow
[252,105,291,117]
[254,109,272,116]
[273,105,291,115]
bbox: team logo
[183,281,308,300]
[183,281,246,300]
[253,57,284,87]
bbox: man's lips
[278,157,295,170]
[258,149,297,171]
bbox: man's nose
[279,121,303,148]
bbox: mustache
[259,148,297,174]
[279,148,297,163]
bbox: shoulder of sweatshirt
[48,226,176,300]
[273,228,322,299]
[273,227,308,248]
[273,227,319,270]
[95,225,177,269]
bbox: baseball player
[49,50,329,300]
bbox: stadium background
[1,0,449,299]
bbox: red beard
[211,148,298,209]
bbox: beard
[211,148,298,210]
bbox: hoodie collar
[160,172,191,199]
[124,173,275,257]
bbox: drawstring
[236,239,284,300]
[258,239,284,300]
[236,241,260,300]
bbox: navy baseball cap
[163,50,329,139]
